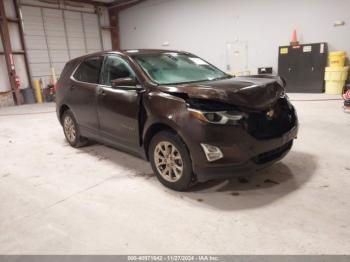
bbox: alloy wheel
[63,115,76,143]
[154,141,184,182]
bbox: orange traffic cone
[290,29,299,46]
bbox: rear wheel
[62,110,88,147]
[149,131,194,191]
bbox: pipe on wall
[108,0,145,50]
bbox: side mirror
[111,77,139,90]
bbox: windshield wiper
[210,75,233,81]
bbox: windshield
[133,52,229,85]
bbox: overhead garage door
[21,5,104,84]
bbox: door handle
[70,85,75,90]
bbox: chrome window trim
[69,54,144,91]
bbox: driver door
[97,55,142,149]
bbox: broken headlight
[188,108,246,125]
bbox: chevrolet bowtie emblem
[266,109,274,120]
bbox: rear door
[69,56,103,134]
[97,55,142,149]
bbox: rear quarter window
[59,60,78,82]
[73,56,103,84]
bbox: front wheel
[149,131,194,191]
[62,110,88,148]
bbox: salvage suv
[56,49,298,191]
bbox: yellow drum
[329,51,346,67]
[33,79,43,103]
[324,66,349,94]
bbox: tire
[149,130,194,191]
[61,110,88,148]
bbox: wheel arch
[143,122,181,161]
[59,104,70,123]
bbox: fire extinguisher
[15,75,20,90]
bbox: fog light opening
[200,143,224,162]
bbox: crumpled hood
[157,75,285,110]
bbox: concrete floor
[0,94,349,254]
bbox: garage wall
[1,0,30,93]
[0,44,11,93]
[19,0,112,85]
[1,0,112,98]
[119,0,350,74]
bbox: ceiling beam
[108,0,143,9]
[63,0,108,7]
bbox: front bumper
[189,125,298,182]
[194,140,293,182]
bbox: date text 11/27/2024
[127,256,220,261]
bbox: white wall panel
[64,10,81,20]
[21,5,41,19]
[43,8,68,62]
[98,7,109,27]
[0,56,11,92]
[67,26,85,38]
[70,50,86,59]
[24,35,47,50]
[49,50,69,63]
[20,1,107,82]
[21,8,47,50]
[67,38,85,50]
[46,37,68,50]
[44,18,66,36]
[21,5,49,80]
[87,50,101,54]
[21,16,45,35]
[102,30,112,51]
[98,7,111,51]
[64,11,86,56]
[30,63,51,76]
[120,0,350,74]
[27,50,50,63]
[83,13,101,50]
[0,35,3,52]
[65,21,84,37]
[8,23,23,51]
[4,0,17,19]
[42,7,61,17]
[83,13,99,36]
[51,62,65,75]
[86,39,101,50]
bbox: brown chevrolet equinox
[56,49,298,191]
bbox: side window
[101,56,135,86]
[73,56,103,84]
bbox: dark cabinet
[278,43,328,93]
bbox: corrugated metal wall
[20,0,111,86]
[1,0,27,93]
[0,41,11,93]
[0,0,112,97]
